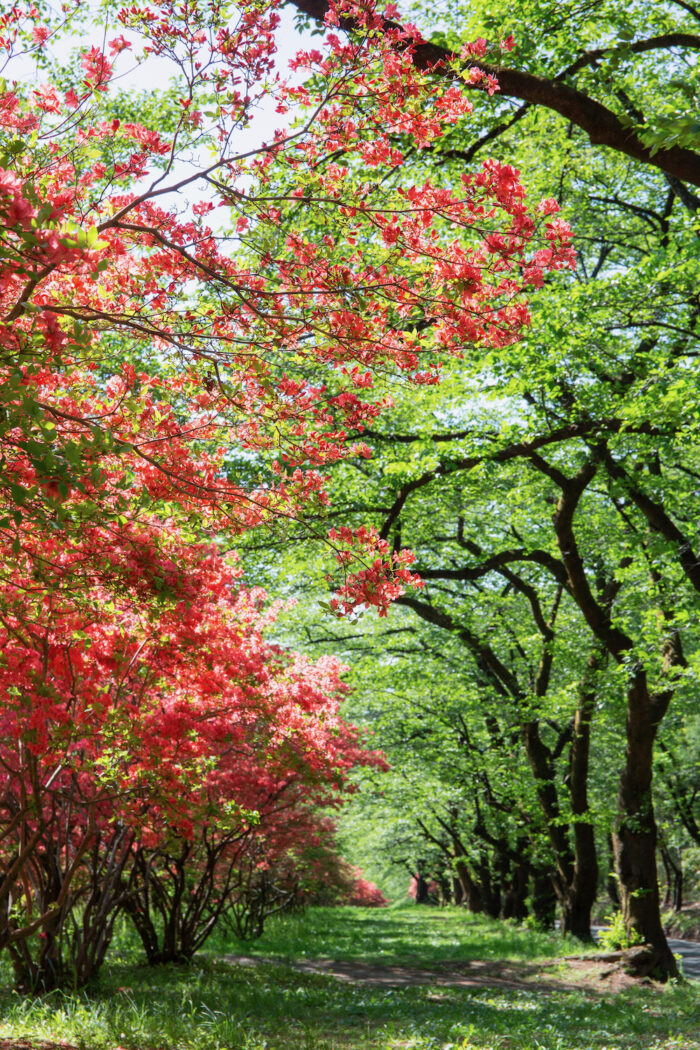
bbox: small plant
[598,911,644,951]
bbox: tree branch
[286,0,700,187]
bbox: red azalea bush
[0,525,386,987]
[346,872,388,907]
[278,826,388,909]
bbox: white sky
[6,2,314,152]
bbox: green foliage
[259,0,700,958]
[598,912,645,952]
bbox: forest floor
[0,905,698,1050]
[222,944,656,994]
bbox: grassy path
[0,906,698,1050]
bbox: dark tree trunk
[561,679,599,941]
[453,850,483,913]
[125,896,162,965]
[612,671,678,980]
[414,874,430,904]
[478,856,501,919]
[531,872,557,928]
[502,854,530,921]
[437,875,451,904]
[561,897,596,940]
[673,867,684,913]
[606,835,620,908]
[9,909,67,992]
[660,842,683,913]
[521,717,596,940]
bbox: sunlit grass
[0,906,697,1050]
[208,901,565,965]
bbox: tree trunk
[521,718,596,940]
[606,834,620,908]
[414,874,430,904]
[660,842,683,913]
[561,896,596,940]
[502,853,530,921]
[452,839,484,913]
[552,467,677,974]
[478,856,501,918]
[561,681,599,941]
[612,671,678,980]
[531,872,557,928]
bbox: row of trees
[260,0,700,981]
[0,0,572,989]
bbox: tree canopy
[0,0,697,989]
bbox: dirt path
[221,952,645,994]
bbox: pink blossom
[108,35,132,55]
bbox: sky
[7,0,315,151]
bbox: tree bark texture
[612,671,678,980]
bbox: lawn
[0,905,697,1050]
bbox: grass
[207,902,565,966]
[0,905,697,1050]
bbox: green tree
[275,0,700,980]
